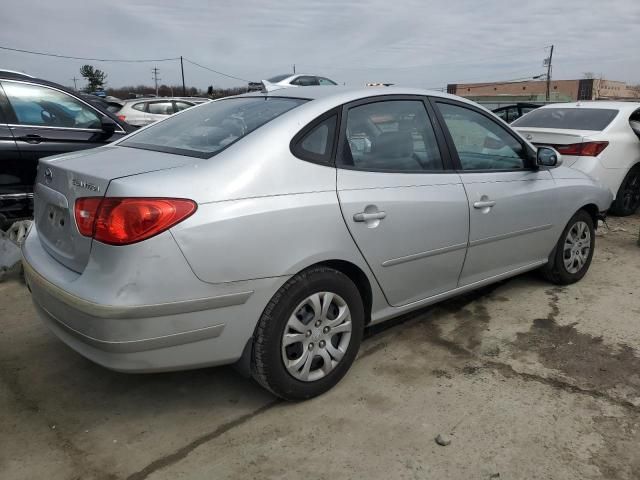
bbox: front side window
[174,101,194,112]
[2,81,101,129]
[147,101,175,115]
[340,100,443,172]
[437,102,527,170]
[318,77,337,86]
[292,76,319,86]
[121,97,306,158]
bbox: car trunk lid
[34,145,198,272]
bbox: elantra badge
[72,178,100,192]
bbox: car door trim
[382,242,468,267]
[469,223,553,247]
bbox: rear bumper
[22,226,288,372]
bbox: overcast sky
[1,0,639,91]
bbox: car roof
[239,85,477,107]
[123,97,196,103]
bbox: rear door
[336,96,469,307]
[1,80,127,171]
[432,99,556,286]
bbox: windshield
[120,97,306,158]
[513,107,619,131]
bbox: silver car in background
[22,87,612,400]
[116,97,198,126]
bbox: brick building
[447,78,638,103]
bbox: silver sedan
[22,87,612,400]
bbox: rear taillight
[117,115,126,121]
[554,141,609,157]
[74,197,196,245]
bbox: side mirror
[536,146,562,168]
[101,116,117,137]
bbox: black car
[0,71,134,229]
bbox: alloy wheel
[621,171,640,213]
[281,292,352,382]
[563,220,591,274]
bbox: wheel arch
[579,203,600,228]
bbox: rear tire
[541,210,595,285]
[251,266,364,401]
[610,166,640,216]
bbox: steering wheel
[41,109,62,126]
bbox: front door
[336,97,469,307]
[432,99,557,286]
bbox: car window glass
[147,102,175,115]
[132,103,146,112]
[512,107,618,131]
[341,100,443,172]
[174,101,193,112]
[121,97,306,158]
[437,102,526,171]
[292,76,319,86]
[293,115,337,164]
[2,81,102,129]
[318,77,337,86]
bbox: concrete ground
[1,214,640,480]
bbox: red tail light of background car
[74,197,197,245]
[554,141,609,157]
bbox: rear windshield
[120,97,306,158]
[512,107,618,131]
[267,74,291,82]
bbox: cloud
[1,0,639,90]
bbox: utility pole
[71,76,78,90]
[545,44,554,102]
[152,67,160,97]
[293,64,296,74]
[180,56,186,96]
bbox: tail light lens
[554,141,609,157]
[74,197,196,245]
[117,115,126,121]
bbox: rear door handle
[20,134,44,144]
[473,200,496,209]
[353,211,387,222]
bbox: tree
[80,65,107,91]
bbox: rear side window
[292,76,319,86]
[121,97,307,158]
[340,100,443,172]
[291,114,337,165]
[132,103,146,112]
[147,101,174,115]
[512,108,619,131]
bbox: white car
[263,73,338,89]
[513,102,640,216]
[116,98,197,127]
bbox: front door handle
[353,211,387,222]
[20,134,44,144]
[473,200,496,209]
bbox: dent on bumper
[22,255,254,354]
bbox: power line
[182,58,252,83]
[0,45,179,63]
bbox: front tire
[251,266,364,400]
[542,210,595,285]
[611,166,640,216]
